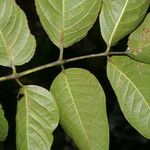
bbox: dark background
[0,0,150,150]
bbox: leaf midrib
[63,72,91,148]
[0,30,12,65]
[60,0,65,48]
[110,61,150,111]
[23,87,29,150]
[108,0,129,45]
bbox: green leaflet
[35,0,101,48]
[0,104,8,141]
[0,0,36,67]
[107,56,150,139]
[16,85,59,150]
[100,0,150,46]
[51,68,109,150]
[128,13,150,64]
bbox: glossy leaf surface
[51,68,109,150]
[0,104,8,141]
[35,0,101,48]
[100,0,150,46]
[0,0,36,67]
[128,13,150,64]
[16,85,59,150]
[107,56,150,139]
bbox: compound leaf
[0,104,8,141]
[128,13,150,64]
[51,68,109,150]
[35,0,101,48]
[107,56,150,139]
[100,0,150,46]
[0,0,36,67]
[16,85,59,150]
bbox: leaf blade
[16,85,59,150]
[51,68,109,150]
[128,13,150,64]
[0,104,8,141]
[0,0,36,67]
[100,0,150,46]
[107,56,150,139]
[35,0,101,48]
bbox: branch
[0,51,128,82]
